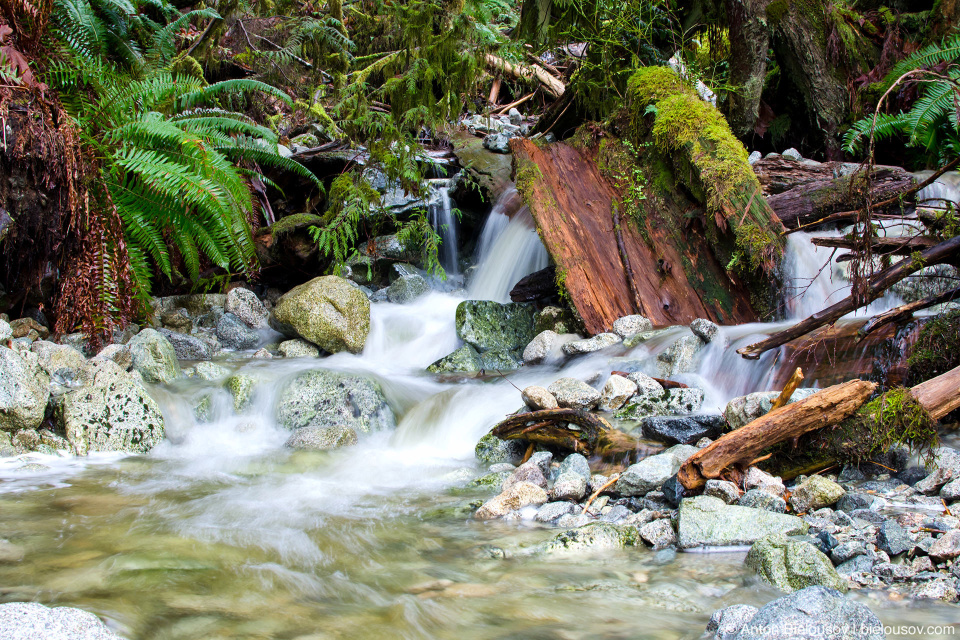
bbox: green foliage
[48,0,319,303]
[309,172,382,275]
[844,35,960,165]
[907,309,960,385]
[830,388,939,465]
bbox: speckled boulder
[0,347,50,432]
[276,369,395,434]
[225,287,269,329]
[127,328,180,383]
[0,602,126,640]
[285,424,358,451]
[789,475,845,513]
[746,534,846,593]
[548,377,601,410]
[456,300,536,352]
[272,276,371,354]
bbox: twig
[582,474,620,514]
[770,367,804,411]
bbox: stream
[2,183,960,639]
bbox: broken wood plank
[677,380,878,490]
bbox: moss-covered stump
[624,67,785,313]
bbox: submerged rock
[272,276,371,354]
[746,534,846,593]
[427,344,484,373]
[475,433,525,465]
[276,369,395,434]
[456,300,536,352]
[677,496,808,549]
[0,601,126,640]
[127,328,181,384]
[58,360,165,455]
[539,522,640,555]
[285,424,358,451]
[0,346,50,432]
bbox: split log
[811,235,938,256]
[491,408,661,462]
[677,380,878,490]
[509,265,557,302]
[737,234,960,359]
[911,365,960,421]
[858,286,960,340]
[484,54,565,98]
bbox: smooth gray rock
[598,375,637,411]
[552,472,588,501]
[521,385,558,410]
[836,492,876,513]
[278,339,321,358]
[738,489,787,513]
[704,479,741,504]
[746,534,847,593]
[127,328,180,383]
[522,330,560,364]
[548,377,601,410]
[612,315,653,338]
[387,274,430,304]
[877,520,915,557]
[562,332,621,356]
[276,369,395,434]
[732,586,884,640]
[482,131,511,153]
[91,344,133,371]
[641,414,725,445]
[690,318,720,343]
[216,313,260,351]
[558,453,591,482]
[158,329,213,360]
[225,287,269,329]
[57,360,165,455]
[677,496,808,549]
[536,501,576,522]
[615,446,696,496]
[707,604,758,640]
[285,424,358,451]
[502,460,548,492]
[31,341,86,382]
[0,320,11,342]
[744,467,786,497]
[0,602,125,640]
[188,361,230,381]
[0,346,50,432]
[626,371,664,395]
[639,518,676,549]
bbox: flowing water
[427,181,459,277]
[1,198,958,639]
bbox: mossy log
[677,380,878,491]
[491,408,661,462]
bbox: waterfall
[427,179,458,275]
[468,190,549,302]
[914,170,960,211]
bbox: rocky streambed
[1,258,959,638]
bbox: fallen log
[810,235,938,256]
[737,234,960,359]
[490,408,661,462]
[677,380,878,490]
[484,54,565,98]
[858,286,960,340]
[911,365,960,421]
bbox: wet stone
[704,479,740,504]
[535,501,576,523]
[612,315,653,338]
[639,518,676,550]
[789,475,845,513]
[689,318,719,343]
[278,339,321,358]
[561,332,621,356]
[738,489,787,513]
[285,424,358,451]
[475,433,525,465]
[598,375,637,412]
[640,414,725,445]
[547,377,601,410]
[877,520,915,557]
[745,534,846,593]
[522,330,559,365]
[706,604,758,640]
[836,492,875,513]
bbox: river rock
[704,479,741,504]
[738,489,787,513]
[479,348,523,372]
[278,339,321,358]
[539,522,639,554]
[521,386,558,410]
[160,308,192,332]
[31,341,86,382]
[536,501,576,522]
[677,496,808,549]
[552,472,587,501]
[598,375,637,411]
[656,335,704,377]
[626,371,664,395]
[612,315,653,338]
[285,424,358,451]
[455,300,535,352]
[276,369,395,434]
[561,332,621,355]
[836,492,875,513]
[0,432,16,456]
[0,602,125,640]
[188,361,230,381]
[558,453,591,482]
[724,389,818,429]
[547,377,601,410]
[522,330,559,364]
[0,346,50,432]
[225,287,269,329]
[92,344,132,371]
[502,460,548,492]
[744,467,786,497]
[534,306,577,334]
[746,534,846,593]
[941,478,960,501]
[640,414,725,445]
[615,445,696,496]
[475,481,548,519]
[731,586,885,640]
[690,318,720,343]
[158,329,213,360]
[617,388,704,420]
[387,273,429,304]
[272,276,371,354]
[706,604,759,640]
[0,320,11,342]
[225,374,257,413]
[58,360,165,455]
[427,344,483,373]
[215,313,260,350]
[10,317,48,340]
[639,518,676,549]
[789,475,845,513]
[475,433,525,465]
[876,520,915,557]
[127,328,180,383]
[929,530,960,563]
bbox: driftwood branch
[677,380,878,490]
[484,54,565,98]
[491,408,660,461]
[737,234,960,359]
[858,286,960,339]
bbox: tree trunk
[188,0,241,63]
[722,0,771,138]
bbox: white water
[468,189,549,302]
[427,179,459,275]
[915,170,960,210]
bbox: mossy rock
[272,276,371,354]
[456,300,536,352]
[427,344,483,373]
[746,534,846,593]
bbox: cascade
[426,178,458,275]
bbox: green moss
[907,309,960,385]
[765,0,789,25]
[270,213,325,236]
[829,388,939,465]
[596,137,650,244]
